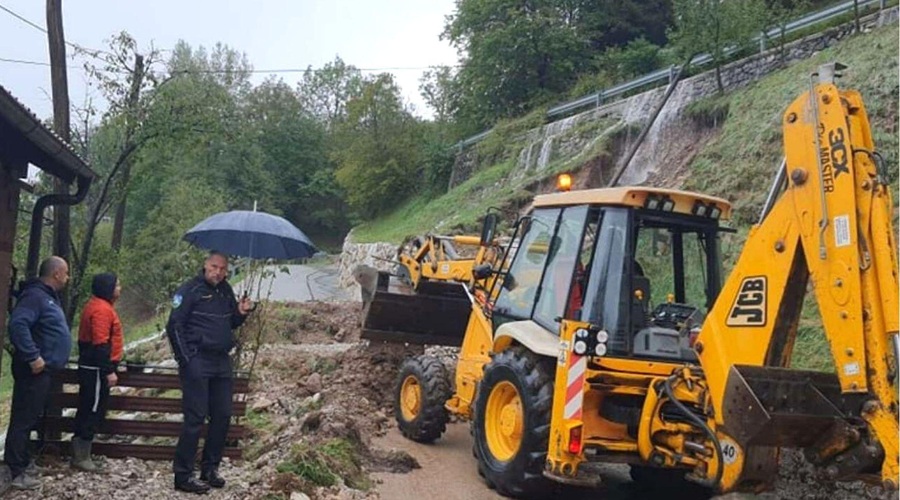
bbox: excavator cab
[491,191,727,362]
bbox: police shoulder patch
[172,293,183,308]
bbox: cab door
[492,206,589,333]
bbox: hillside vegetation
[683,23,899,223]
[355,23,898,244]
[353,23,899,372]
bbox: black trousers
[4,358,52,478]
[73,366,110,441]
[173,354,233,483]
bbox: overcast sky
[0,0,460,121]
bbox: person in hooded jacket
[71,273,124,472]
[4,256,71,490]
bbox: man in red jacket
[72,273,123,472]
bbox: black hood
[17,277,55,297]
[91,273,118,302]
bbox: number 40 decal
[720,438,740,465]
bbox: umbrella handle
[239,290,258,312]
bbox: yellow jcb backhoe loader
[363,63,899,496]
[358,231,503,347]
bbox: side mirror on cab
[480,213,498,247]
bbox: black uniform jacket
[166,272,246,366]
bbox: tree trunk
[853,0,861,33]
[110,173,129,250]
[111,54,145,251]
[47,0,71,314]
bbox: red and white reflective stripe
[564,353,586,420]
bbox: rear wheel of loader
[473,347,553,498]
[394,356,451,443]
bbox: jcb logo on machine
[818,124,850,193]
[726,276,767,327]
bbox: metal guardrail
[455,0,884,150]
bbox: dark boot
[71,437,99,472]
[175,477,211,494]
[200,469,225,488]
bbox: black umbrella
[183,210,317,260]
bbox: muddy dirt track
[374,423,647,500]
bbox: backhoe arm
[695,63,898,489]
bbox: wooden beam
[42,416,247,440]
[36,440,242,461]
[53,368,251,393]
[51,393,247,416]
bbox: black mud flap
[722,365,868,448]
[360,271,472,347]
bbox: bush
[421,140,456,194]
[597,38,664,81]
[276,438,370,490]
[474,108,546,166]
[684,95,731,128]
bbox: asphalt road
[235,263,353,302]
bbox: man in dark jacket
[4,256,71,490]
[166,251,251,494]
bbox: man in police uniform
[166,251,252,494]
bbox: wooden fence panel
[36,366,250,461]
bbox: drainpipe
[25,174,92,278]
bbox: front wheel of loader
[473,347,554,498]
[394,355,451,443]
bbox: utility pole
[46,0,71,307]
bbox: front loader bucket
[722,365,869,448]
[358,269,471,346]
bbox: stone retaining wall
[337,234,397,298]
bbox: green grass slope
[684,24,899,223]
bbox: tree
[66,32,162,321]
[333,74,423,216]
[670,0,768,93]
[576,0,674,49]
[297,56,363,130]
[596,38,664,81]
[245,78,349,241]
[125,179,227,305]
[419,67,461,193]
[765,0,810,64]
[443,0,587,126]
[419,66,458,126]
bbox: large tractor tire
[473,347,554,498]
[394,355,452,443]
